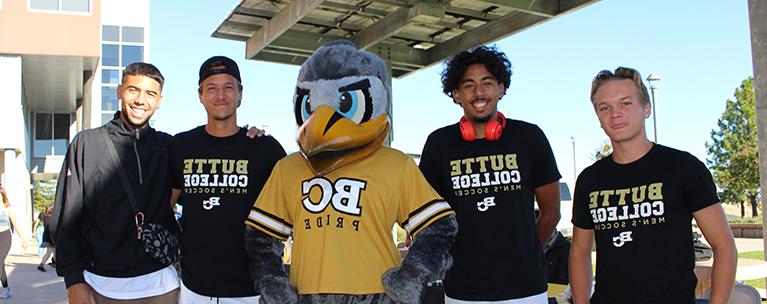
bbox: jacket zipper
[134,129,143,185]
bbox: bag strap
[99,127,141,214]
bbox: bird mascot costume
[244,40,459,304]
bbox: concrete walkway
[3,253,66,304]
[732,237,765,253]
[1,238,765,303]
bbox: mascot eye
[294,87,312,125]
[338,89,367,124]
[301,95,312,122]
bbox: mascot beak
[298,105,390,175]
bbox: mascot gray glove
[383,216,457,304]
[244,226,298,304]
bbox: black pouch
[140,222,179,265]
[100,127,180,265]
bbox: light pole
[646,73,661,143]
[570,136,576,182]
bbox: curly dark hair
[440,45,512,102]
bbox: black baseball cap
[198,56,241,84]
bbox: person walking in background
[34,206,55,272]
[0,183,30,298]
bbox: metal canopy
[213,0,599,78]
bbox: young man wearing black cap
[168,56,286,304]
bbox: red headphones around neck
[459,111,507,142]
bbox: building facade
[0,0,150,253]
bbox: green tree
[592,140,612,161]
[33,180,56,212]
[706,77,760,217]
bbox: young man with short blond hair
[569,67,737,304]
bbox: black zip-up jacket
[50,116,176,288]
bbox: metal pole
[747,0,767,287]
[571,136,576,182]
[650,87,658,143]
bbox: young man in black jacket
[51,62,180,303]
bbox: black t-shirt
[169,126,286,297]
[572,144,719,304]
[419,119,561,301]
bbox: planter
[729,223,764,238]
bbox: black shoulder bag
[100,127,179,265]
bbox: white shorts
[179,281,260,304]
[445,291,548,304]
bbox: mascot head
[294,40,391,176]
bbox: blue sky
[150,0,754,187]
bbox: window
[30,0,57,10]
[121,45,143,67]
[102,69,120,84]
[35,113,52,143]
[100,25,144,125]
[102,44,118,67]
[29,0,89,13]
[34,113,70,157]
[61,0,87,12]
[102,25,119,42]
[101,86,118,111]
[122,27,144,43]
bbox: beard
[465,97,496,123]
[470,112,494,123]
[121,111,150,129]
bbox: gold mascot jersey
[246,147,454,294]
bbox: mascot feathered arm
[383,215,458,304]
[244,226,298,304]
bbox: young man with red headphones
[419,46,562,304]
